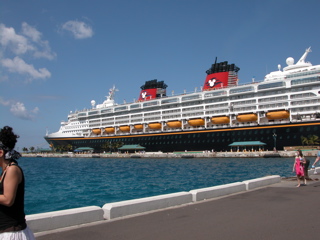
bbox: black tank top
[0,163,26,231]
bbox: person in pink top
[293,150,307,187]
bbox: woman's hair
[297,149,303,157]
[0,126,19,151]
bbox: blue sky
[1,0,320,150]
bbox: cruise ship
[45,47,320,152]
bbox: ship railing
[108,80,266,107]
[266,119,291,125]
[233,122,259,127]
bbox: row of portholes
[72,133,301,146]
[138,133,304,145]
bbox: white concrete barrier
[189,182,246,202]
[308,167,320,175]
[243,175,281,190]
[26,206,104,233]
[102,192,193,220]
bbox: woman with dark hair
[293,149,307,187]
[0,126,35,239]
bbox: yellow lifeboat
[266,110,290,120]
[105,127,115,133]
[119,126,130,132]
[188,119,205,126]
[134,124,143,130]
[92,129,101,135]
[148,123,162,129]
[211,116,230,124]
[236,114,258,122]
[167,121,182,128]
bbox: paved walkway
[36,173,320,240]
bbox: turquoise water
[18,157,295,215]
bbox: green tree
[112,141,124,152]
[301,135,319,146]
[64,144,73,152]
[101,142,112,152]
[29,146,35,152]
[301,136,308,146]
[22,147,28,152]
[54,145,64,153]
[307,135,319,145]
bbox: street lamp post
[273,133,277,151]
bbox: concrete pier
[21,150,318,158]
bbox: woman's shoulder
[5,164,23,183]
[6,163,22,176]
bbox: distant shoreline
[21,150,318,159]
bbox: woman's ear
[0,149,4,158]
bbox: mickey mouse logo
[206,77,222,88]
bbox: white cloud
[10,102,39,120]
[21,22,56,60]
[21,22,42,42]
[1,56,51,80]
[62,20,93,39]
[0,23,34,55]
[0,23,55,82]
[0,97,39,120]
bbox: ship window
[161,98,178,104]
[258,82,285,90]
[88,111,99,115]
[291,76,319,85]
[114,106,127,111]
[130,104,140,109]
[230,86,254,94]
[143,101,158,107]
[101,109,112,113]
[78,113,87,117]
[204,91,227,98]
[291,92,316,99]
[258,96,288,102]
[181,95,201,101]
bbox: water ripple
[19,157,295,215]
